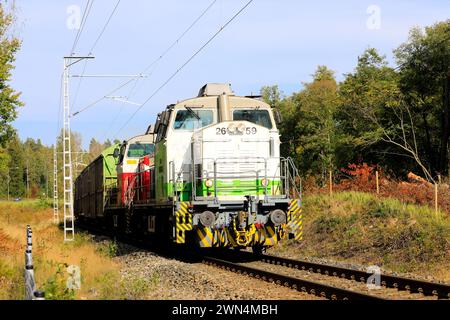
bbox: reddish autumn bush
[309,163,450,214]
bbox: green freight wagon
[74,144,120,219]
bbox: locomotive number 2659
[216,127,257,135]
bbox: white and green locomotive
[149,83,302,250]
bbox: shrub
[43,263,76,300]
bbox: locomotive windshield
[233,109,273,129]
[173,109,214,130]
[127,143,154,158]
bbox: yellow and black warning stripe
[174,202,193,244]
[196,226,214,247]
[251,229,262,246]
[212,228,228,247]
[263,225,278,246]
[287,199,303,241]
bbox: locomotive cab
[116,133,155,206]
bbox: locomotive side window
[173,109,213,130]
[127,143,155,158]
[233,109,273,129]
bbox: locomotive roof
[126,133,154,144]
[197,83,234,97]
[163,83,271,112]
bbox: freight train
[74,83,302,252]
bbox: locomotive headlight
[199,211,216,227]
[261,178,270,187]
[237,123,246,133]
[205,179,213,188]
[270,209,286,226]
[227,123,237,132]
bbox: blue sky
[10,0,449,149]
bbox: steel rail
[202,256,384,301]
[252,253,450,299]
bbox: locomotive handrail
[124,156,301,205]
[186,156,301,202]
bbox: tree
[269,66,340,177]
[295,66,339,176]
[0,3,23,145]
[338,48,434,181]
[88,138,104,162]
[261,85,282,107]
[394,20,450,175]
[0,144,10,196]
[7,134,25,197]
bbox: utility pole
[74,151,88,177]
[53,144,59,224]
[62,56,94,241]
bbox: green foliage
[0,134,53,199]
[270,19,450,181]
[95,271,156,300]
[261,85,282,107]
[268,65,341,178]
[0,260,24,299]
[43,263,76,300]
[0,4,23,146]
[36,195,52,209]
[96,240,119,258]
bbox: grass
[0,200,152,300]
[274,191,450,281]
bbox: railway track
[204,250,450,300]
[202,256,383,300]
[255,253,450,299]
[76,222,449,300]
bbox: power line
[138,0,219,76]
[113,0,255,138]
[72,0,218,118]
[72,0,122,114]
[89,0,121,55]
[70,0,95,55]
[72,78,135,116]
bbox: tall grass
[0,202,152,300]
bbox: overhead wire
[113,0,255,138]
[72,0,122,114]
[72,0,219,118]
[88,0,122,55]
[70,0,94,55]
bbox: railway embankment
[270,191,449,282]
[0,200,132,300]
[0,200,315,300]
[1,194,448,300]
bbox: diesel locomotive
[74,83,302,252]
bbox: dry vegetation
[274,191,450,281]
[305,164,450,214]
[0,200,152,300]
